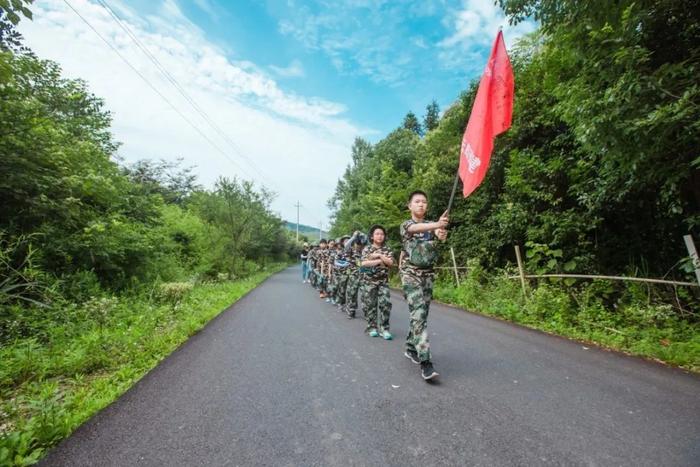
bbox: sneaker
[325,298,331,303]
[347,314,354,319]
[420,361,439,381]
[404,349,420,364]
[368,329,379,338]
[381,330,393,340]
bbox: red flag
[458,30,514,197]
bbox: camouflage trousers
[360,280,391,333]
[344,272,361,317]
[308,268,317,287]
[312,270,321,290]
[401,270,433,362]
[313,271,326,292]
[326,270,333,295]
[334,270,349,306]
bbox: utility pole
[319,221,323,241]
[294,201,302,242]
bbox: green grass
[431,268,700,373]
[0,265,285,466]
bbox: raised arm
[405,211,449,234]
[345,231,360,251]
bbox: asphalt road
[41,266,700,466]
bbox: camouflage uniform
[332,246,351,307]
[344,234,365,318]
[327,248,338,298]
[400,219,438,363]
[359,244,394,333]
[307,248,318,288]
[317,248,329,293]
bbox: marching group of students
[299,190,449,381]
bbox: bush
[155,282,193,306]
[433,267,700,371]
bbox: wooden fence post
[684,235,700,287]
[514,244,527,298]
[450,247,460,288]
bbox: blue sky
[19,0,535,226]
[174,0,532,135]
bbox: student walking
[359,225,394,340]
[343,231,367,319]
[300,243,310,283]
[400,190,448,381]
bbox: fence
[435,236,700,297]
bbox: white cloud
[270,59,305,78]
[18,0,372,225]
[192,0,217,21]
[277,4,414,85]
[439,0,536,50]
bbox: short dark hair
[368,224,386,244]
[319,238,327,244]
[408,190,428,203]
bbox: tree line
[329,0,699,301]
[0,4,297,342]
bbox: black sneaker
[420,361,439,380]
[404,349,420,364]
[347,314,355,319]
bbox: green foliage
[0,234,53,308]
[433,272,700,371]
[329,130,420,249]
[0,0,32,55]
[401,111,422,136]
[0,21,297,465]
[156,282,193,306]
[330,0,698,302]
[423,100,440,132]
[122,158,200,206]
[0,267,284,466]
[0,41,294,294]
[330,1,699,370]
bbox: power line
[62,0,254,180]
[94,0,273,186]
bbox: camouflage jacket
[345,247,363,273]
[359,244,394,284]
[316,248,326,272]
[400,219,438,275]
[318,249,331,274]
[334,247,353,270]
[328,249,338,273]
[307,248,317,268]
[343,231,367,273]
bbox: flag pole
[446,170,460,214]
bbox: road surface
[41,266,700,466]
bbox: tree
[329,1,699,283]
[423,100,440,132]
[498,0,700,270]
[402,111,422,136]
[123,158,200,205]
[0,0,33,53]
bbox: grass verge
[430,268,699,373]
[0,264,285,466]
